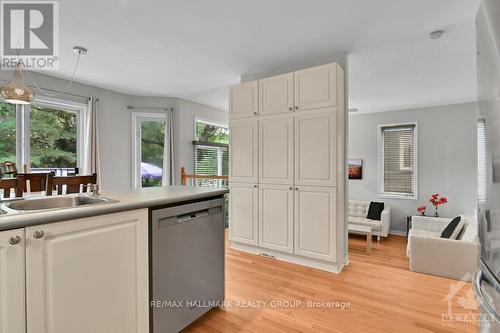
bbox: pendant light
[0,46,87,105]
[0,64,34,104]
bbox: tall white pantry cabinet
[228,63,347,273]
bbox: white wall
[348,103,477,233]
[0,70,227,190]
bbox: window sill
[378,193,418,201]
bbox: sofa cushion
[406,228,441,257]
[348,216,382,231]
[440,216,464,239]
[348,201,369,218]
[367,201,384,221]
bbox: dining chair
[0,175,24,199]
[47,173,97,195]
[17,172,52,193]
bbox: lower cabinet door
[229,182,258,245]
[258,184,294,253]
[25,209,149,333]
[0,228,26,333]
[294,186,337,262]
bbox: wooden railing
[180,167,228,187]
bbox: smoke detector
[430,30,444,39]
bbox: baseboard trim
[230,242,344,274]
[389,229,407,236]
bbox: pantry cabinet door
[294,109,337,187]
[294,186,337,262]
[26,209,149,333]
[230,81,259,119]
[229,183,258,246]
[230,118,258,183]
[259,184,294,253]
[259,115,294,185]
[259,73,294,116]
[0,228,25,333]
[294,63,338,111]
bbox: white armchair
[407,215,478,280]
[347,201,391,239]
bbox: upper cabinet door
[259,115,293,185]
[0,228,26,333]
[229,118,258,183]
[295,109,337,187]
[230,81,259,119]
[294,63,338,111]
[26,210,149,333]
[259,73,294,116]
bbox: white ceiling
[49,0,480,112]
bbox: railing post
[181,167,186,186]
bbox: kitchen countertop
[0,186,228,231]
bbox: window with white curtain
[193,120,228,188]
[379,124,417,199]
[477,118,487,203]
[0,98,86,175]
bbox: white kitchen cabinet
[229,118,258,183]
[229,81,258,119]
[258,184,294,253]
[0,228,25,333]
[294,63,339,111]
[229,183,258,246]
[25,209,149,333]
[258,73,294,116]
[294,108,337,187]
[259,115,294,185]
[294,186,337,262]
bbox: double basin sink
[1,195,116,214]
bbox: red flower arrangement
[429,194,448,217]
[417,205,426,216]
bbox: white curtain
[161,108,175,186]
[83,96,101,185]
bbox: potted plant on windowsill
[429,194,448,217]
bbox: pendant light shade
[0,65,34,104]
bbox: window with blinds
[477,118,487,203]
[192,120,229,188]
[379,124,417,198]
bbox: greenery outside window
[193,120,228,188]
[0,99,85,175]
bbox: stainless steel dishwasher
[150,198,225,333]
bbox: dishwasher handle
[177,209,210,223]
[157,205,222,228]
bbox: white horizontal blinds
[477,119,487,203]
[193,142,228,188]
[380,124,416,197]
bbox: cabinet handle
[9,235,21,245]
[253,112,258,115]
[294,106,299,110]
[288,107,293,111]
[253,185,258,188]
[295,187,299,191]
[33,230,45,239]
[289,187,293,190]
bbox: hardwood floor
[184,234,478,333]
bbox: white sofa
[406,215,478,280]
[348,201,391,239]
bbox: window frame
[7,97,86,172]
[131,111,168,189]
[377,122,418,200]
[193,117,228,142]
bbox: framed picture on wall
[348,159,363,180]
